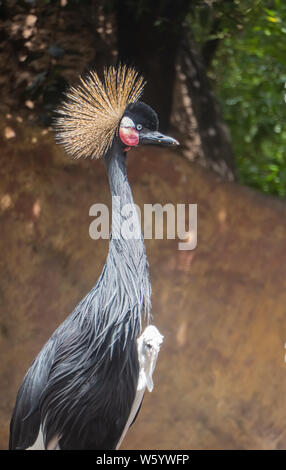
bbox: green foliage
[210,0,286,196]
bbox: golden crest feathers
[54,65,145,159]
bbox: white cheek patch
[120,116,135,128]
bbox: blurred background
[1,0,286,450]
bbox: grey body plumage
[9,66,178,450]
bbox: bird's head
[54,64,179,159]
[119,102,178,150]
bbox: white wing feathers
[116,325,164,449]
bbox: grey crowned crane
[9,65,178,450]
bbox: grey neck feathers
[102,141,151,343]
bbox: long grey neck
[104,141,130,203]
[104,140,144,258]
[103,140,151,325]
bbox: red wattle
[119,127,139,147]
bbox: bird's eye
[136,124,142,131]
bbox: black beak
[139,130,179,147]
